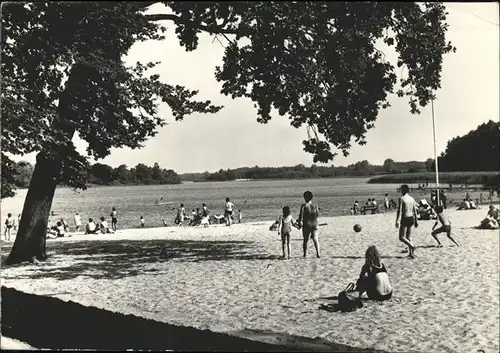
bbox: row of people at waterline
[350,195,397,215]
[82,216,116,235]
[171,199,242,227]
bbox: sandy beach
[1,207,498,352]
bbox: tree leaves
[1,2,455,196]
[1,2,222,194]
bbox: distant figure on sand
[110,207,118,232]
[356,246,393,301]
[395,185,418,259]
[85,218,99,234]
[431,205,459,247]
[297,191,321,258]
[237,209,242,224]
[277,206,300,259]
[224,198,235,226]
[201,203,210,227]
[174,204,186,226]
[140,216,145,228]
[74,212,82,232]
[384,194,390,210]
[4,213,15,241]
[479,205,499,229]
[100,217,114,234]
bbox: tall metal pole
[431,98,440,206]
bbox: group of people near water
[169,198,242,228]
[44,208,118,238]
[350,194,398,215]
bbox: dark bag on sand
[338,283,363,312]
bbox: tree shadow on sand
[1,239,281,281]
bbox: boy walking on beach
[395,185,418,259]
[297,191,321,258]
[431,205,459,247]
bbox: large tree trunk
[5,153,63,265]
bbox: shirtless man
[297,191,321,258]
[395,184,418,258]
[431,205,459,247]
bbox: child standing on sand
[431,205,459,247]
[395,184,418,259]
[297,191,321,258]
[277,206,299,259]
[110,207,118,232]
[237,209,242,224]
[140,216,145,228]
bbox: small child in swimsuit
[431,205,459,247]
[297,191,321,258]
[277,206,299,259]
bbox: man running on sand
[395,184,418,258]
[297,191,321,258]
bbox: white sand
[1,207,499,352]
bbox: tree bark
[5,153,62,265]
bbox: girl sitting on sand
[356,246,393,302]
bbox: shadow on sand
[1,286,387,352]
[1,239,283,281]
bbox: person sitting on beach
[85,218,99,234]
[269,219,279,231]
[297,191,321,259]
[431,205,459,247]
[356,245,393,301]
[479,205,500,229]
[395,184,418,259]
[277,206,300,259]
[99,217,114,234]
[59,218,69,233]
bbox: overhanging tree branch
[145,13,248,36]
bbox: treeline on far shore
[368,171,500,187]
[180,160,435,182]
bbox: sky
[11,3,500,174]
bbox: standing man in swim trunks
[395,184,418,258]
[224,197,235,226]
[297,191,321,259]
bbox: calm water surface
[1,178,407,230]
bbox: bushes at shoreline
[367,171,500,186]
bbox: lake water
[1,178,481,230]
[1,178,401,230]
